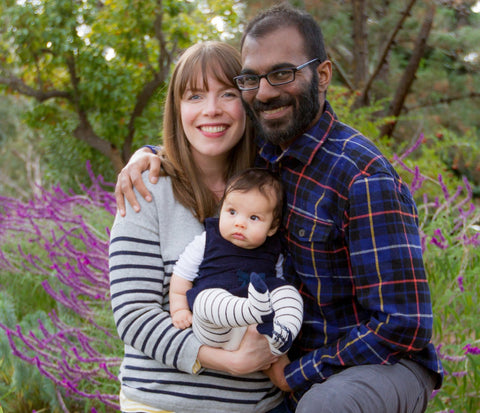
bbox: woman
[109,41,284,413]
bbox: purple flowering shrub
[0,132,478,411]
[0,162,121,411]
[393,135,480,412]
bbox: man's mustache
[251,97,293,112]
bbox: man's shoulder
[323,102,375,145]
[327,121,388,168]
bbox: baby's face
[219,188,277,249]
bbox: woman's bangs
[189,59,237,93]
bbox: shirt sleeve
[109,177,202,374]
[275,254,284,280]
[285,173,434,390]
[172,232,206,282]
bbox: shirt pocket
[286,212,352,305]
[286,191,335,243]
[288,214,333,243]
[286,212,335,274]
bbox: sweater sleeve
[109,175,202,374]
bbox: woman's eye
[221,91,239,100]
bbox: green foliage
[0,298,62,412]
[328,86,393,146]
[397,4,480,140]
[327,86,464,198]
[0,95,40,199]
[334,85,480,202]
[0,178,120,411]
[293,0,480,183]
[0,0,242,193]
[420,193,480,412]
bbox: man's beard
[244,75,320,146]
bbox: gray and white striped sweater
[109,173,282,413]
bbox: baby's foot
[248,273,272,319]
[257,320,293,355]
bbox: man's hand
[115,148,162,216]
[263,354,291,391]
[197,326,278,376]
[230,325,279,374]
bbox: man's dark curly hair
[240,2,328,64]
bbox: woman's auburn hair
[160,41,256,222]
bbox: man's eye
[270,70,292,82]
[242,75,258,86]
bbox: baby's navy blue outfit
[186,217,287,310]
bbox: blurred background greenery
[0,0,479,197]
[1,0,479,412]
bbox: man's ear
[317,60,332,93]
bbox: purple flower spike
[0,163,120,411]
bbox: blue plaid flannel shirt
[256,101,443,407]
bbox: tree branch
[73,110,124,173]
[405,91,480,111]
[122,0,175,162]
[64,53,124,172]
[0,74,71,101]
[379,3,436,139]
[359,0,418,105]
[329,56,355,92]
[154,0,176,77]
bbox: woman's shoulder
[126,172,178,219]
[141,171,200,226]
[141,170,172,186]
[141,171,175,199]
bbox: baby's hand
[172,309,193,329]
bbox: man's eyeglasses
[234,58,320,91]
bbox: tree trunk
[73,111,125,174]
[351,0,368,91]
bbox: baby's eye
[228,209,237,216]
[250,215,260,221]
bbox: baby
[169,168,303,355]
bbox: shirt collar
[256,100,337,166]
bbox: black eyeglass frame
[234,58,320,91]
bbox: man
[115,4,443,412]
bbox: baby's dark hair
[222,168,284,229]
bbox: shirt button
[298,228,306,237]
